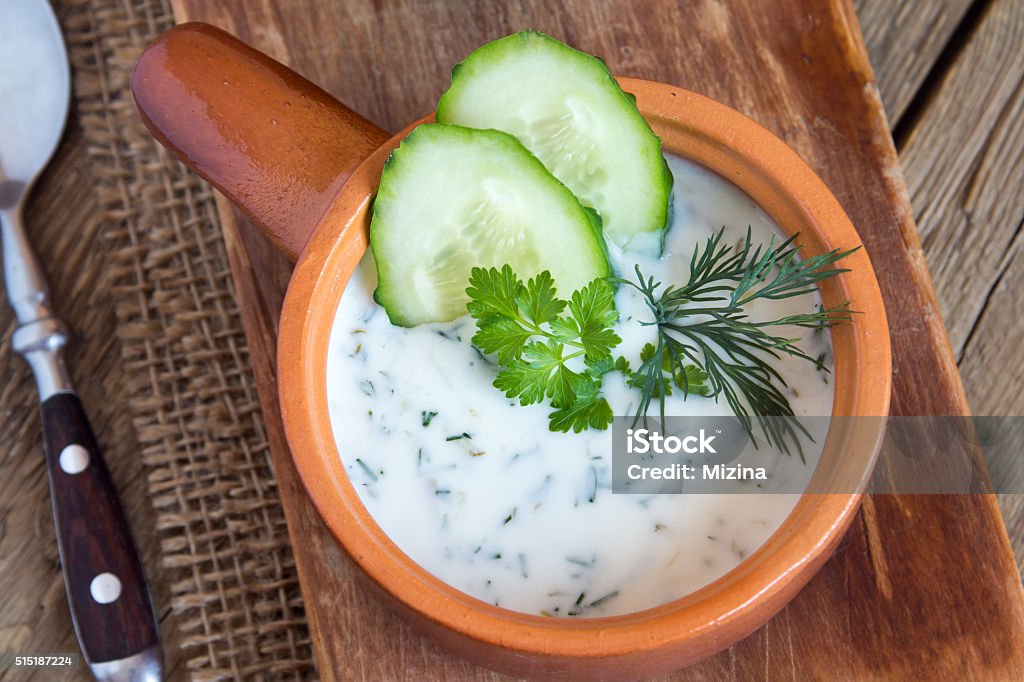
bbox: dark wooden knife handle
[40,392,160,665]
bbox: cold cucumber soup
[325,155,833,617]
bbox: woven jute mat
[63,0,315,677]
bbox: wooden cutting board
[168,1,1024,678]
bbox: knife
[0,2,162,680]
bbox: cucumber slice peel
[369,124,611,326]
[438,30,672,255]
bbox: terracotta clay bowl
[132,23,891,680]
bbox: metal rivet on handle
[90,572,122,604]
[59,444,90,474]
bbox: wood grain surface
[168,0,1024,680]
[855,0,975,123]
[2,0,1022,680]
[873,0,1024,569]
[899,0,1024,359]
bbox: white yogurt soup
[325,155,834,617]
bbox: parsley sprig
[466,266,623,433]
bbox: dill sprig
[618,228,858,459]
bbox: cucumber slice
[437,30,672,255]
[370,124,611,326]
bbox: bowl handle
[131,22,390,260]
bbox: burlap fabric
[64,0,315,677]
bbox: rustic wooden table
[1,0,1021,679]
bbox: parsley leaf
[472,315,533,365]
[582,355,632,382]
[548,382,614,433]
[676,364,711,396]
[631,342,711,398]
[466,264,523,321]
[550,279,621,361]
[569,278,619,330]
[493,358,550,406]
[519,271,566,326]
[503,340,582,409]
[467,266,626,432]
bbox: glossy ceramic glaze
[132,23,891,679]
